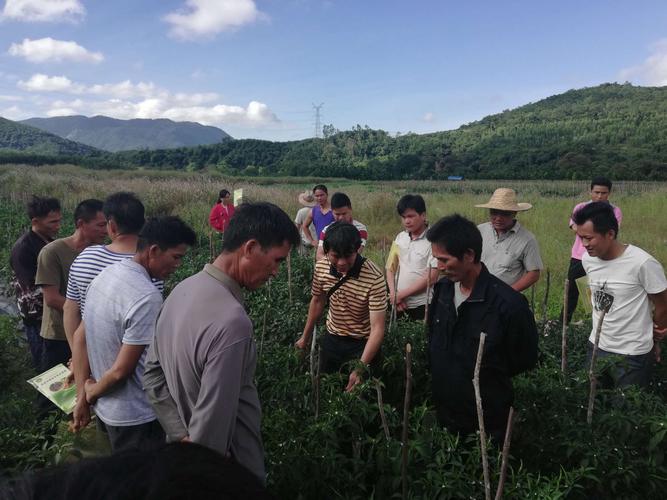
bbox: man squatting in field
[563,176,622,325]
[296,221,387,391]
[574,202,667,387]
[10,196,62,370]
[82,217,195,452]
[427,214,538,442]
[386,194,439,321]
[144,203,300,485]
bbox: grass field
[2,163,666,321]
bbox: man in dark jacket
[426,214,538,441]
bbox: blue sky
[1,0,666,141]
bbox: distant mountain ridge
[0,117,100,156]
[21,115,232,152]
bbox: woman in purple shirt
[302,184,334,246]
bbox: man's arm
[395,267,440,304]
[144,343,188,442]
[84,344,146,403]
[295,294,326,350]
[315,240,325,261]
[303,211,316,245]
[63,298,81,350]
[505,300,539,376]
[345,310,385,392]
[41,285,65,311]
[71,322,91,431]
[511,270,541,292]
[649,289,667,330]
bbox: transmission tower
[312,102,324,138]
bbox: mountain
[21,115,232,152]
[115,83,667,180]
[0,117,100,156]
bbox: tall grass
[2,164,666,320]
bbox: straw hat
[475,188,532,211]
[298,191,316,207]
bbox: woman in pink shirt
[209,189,235,234]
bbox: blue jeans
[587,342,653,388]
[23,322,44,370]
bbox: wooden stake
[561,279,569,373]
[389,267,400,331]
[310,325,317,383]
[541,269,551,328]
[494,407,515,500]
[375,380,390,440]
[287,251,293,305]
[208,231,216,263]
[530,284,536,314]
[401,343,413,500]
[259,281,271,361]
[587,308,609,425]
[473,332,491,500]
[314,343,321,419]
[424,267,432,325]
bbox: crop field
[1,164,666,498]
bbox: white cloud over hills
[1,0,85,23]
[164,0,263,40]
[9,37,103,63]
[14,73,278,127]
[619,39,667,86]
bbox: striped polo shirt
[66,245,163,314]
[312,256,387,339]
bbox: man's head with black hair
[322,222,362,275]
[590,177,612,203]
[135,216,196,280]
[73,199,107,245]
[397,194,427,235]
[330,192,353,223]
[573,202,621,260]
[27,195,62,240]
[427,214,482,283]
[218,202,300,290]
[103,192,145,235]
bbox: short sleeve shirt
[478,221,543,287]
[84,259,162,426]
[295,206,317,245]
[583,245,667,355]
[387,230,437,308]
[312,256,387,338]
[35,238,80,340]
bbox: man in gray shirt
[476,188,543,292]
[144,203,300,484]
[83,216,195,452]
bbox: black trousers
[97,418,166,453]
[319,332,380,375]
[397,305,426,322]
[563,258,586,323]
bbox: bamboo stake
[424,267,432,325]
[389,267,400,331]
[473,332,491,500]
[587,308,610,425]
[208,231,216,263]
[314,343,321,419]
[494,407,516,500]
[561,279,569,373]
[530,284,536,314]
[310,325,317,383]
[541,269,551,328]
[259,281,271,361]
[287,251,293,305]
[401,343,413,500]
[375,380,390,440]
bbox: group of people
[8,176,667,488]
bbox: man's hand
[295,334,310,351]
[653,342,662,363]
[654,324,667,341]
[84,378,98,404]
[70,398,91,432]
[64,360,75,387]
[345,370,362,393]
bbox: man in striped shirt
[65,192,161,431]
[315,192,368,261]
[297,222,387,392]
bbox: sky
[1,0,667,142]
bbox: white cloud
[0,94,23,101]
[421,112,436,123]
[0,105,26,120]
[18,73,85,93]
[88,80,157,99]
[619,39,667,86]
[8,37,103,63]
[164,0,262,40]
[2,0,85,22]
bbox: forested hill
[3,83,667,179]
[0,117,100,156]
[21,115,231,152]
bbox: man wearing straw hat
[294,191,318,254]
[475,188,543,292]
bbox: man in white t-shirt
[386,194,439,321]
[316,192,368,261]
[294,191,317,254]
[575,202,667,388]
[82,216,195,451]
